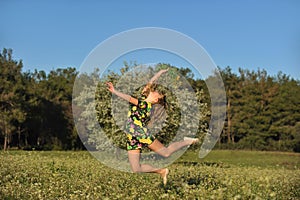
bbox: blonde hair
[144,84,168,131]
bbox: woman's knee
[151,147,171,158]
[159,150,171,158]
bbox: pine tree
[0,49,24,150]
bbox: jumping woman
[106,68,198,185]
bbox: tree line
[0,49,82,150]
[1,48,299,152]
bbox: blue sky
[1,0,299,79]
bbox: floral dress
[125,96,155,150]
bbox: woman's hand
[159,68,169,74]
[106,82,115,93]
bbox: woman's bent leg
[148,139,195,158]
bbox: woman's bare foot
[161,168,169,185]
[184,137,199,144]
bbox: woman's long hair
[144,84,168,132]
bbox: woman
[106,68,198,185]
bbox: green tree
[75,64,210,153]
[24,68,78,150]
[219,66,240,144]
[268,73,300,151]
[0,48,25,150]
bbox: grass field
[1,150,299,200]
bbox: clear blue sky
[1,0,299,79]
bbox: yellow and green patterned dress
[125,96,155,150]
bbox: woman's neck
[145,97,155,104]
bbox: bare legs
[148,139,194,158]
[127,138,197,185]
[128,150,169,185]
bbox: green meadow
[1,150,299,200]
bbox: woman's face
[149,91,164,103]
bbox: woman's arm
[149,68,169,84]
[106,82,138,105]
[142,69,169,93]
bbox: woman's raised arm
[142,68,169,93]
[106,82,138,105]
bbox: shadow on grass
[160,171,224,193]
[177,161,230,168]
